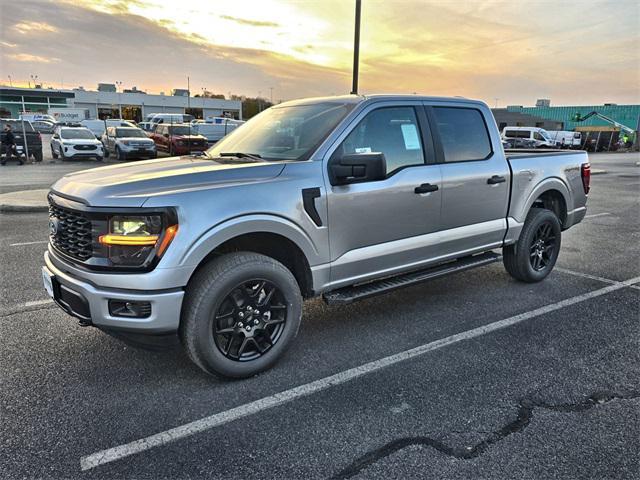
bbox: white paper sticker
[355,147,372,153]
[400,124,421,150]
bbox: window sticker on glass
[355,147,372,153]
[400,124,421,150]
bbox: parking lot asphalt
[0,152,638,479]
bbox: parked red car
[149,123,209,156]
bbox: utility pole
[115,81,123,118]
[187,76,191,152]
[351,0,362,95]
[269,87,274,104]
[494,98,499,108]
[187,76,191,113]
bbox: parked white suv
[51,127,104,161]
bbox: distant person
[1,124,22,165]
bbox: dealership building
[0,85,242,122]
[492,100,639,149]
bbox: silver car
[43,95,589,378]
[101,126,157,161]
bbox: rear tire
[503,208,561,282]
[180,252,302,378]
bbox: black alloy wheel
[529,221,556,271]
[502,208,561,283]
[213,280,287,362]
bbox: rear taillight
[581,163,591,194]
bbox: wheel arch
[517,177,571,227]
[181,215,319,298]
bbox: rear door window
[432,107,492,162]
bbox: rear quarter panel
[507,151,589,227]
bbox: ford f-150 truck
[42,95,590,378]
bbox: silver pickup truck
[42,95,590,378]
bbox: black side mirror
[163,133,170,138]
[52,134,59,139]
[329,152,386,185]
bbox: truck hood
[50,156,286,207]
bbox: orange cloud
[14,21,58,34]
[8,53,59,63]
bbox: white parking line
[584,212,612,219]
[9,240,48,246]
[555,267,619,285]
[24,299,53,307]
[79,274,640,471]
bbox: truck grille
[49,200,94,260]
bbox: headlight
[121,140,130,146]
[99,214,178,267]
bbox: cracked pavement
[0,152,638,479]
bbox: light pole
[351,0,362,95]
[30,74,39,88]
[201,87,207,119]
[7,75,12,87]
[115,81,123,118]
[269,87,274,104]
[494,98,499,108]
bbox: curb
[0,204,49,213]
[0,188,49,213]
[591,169,607,175]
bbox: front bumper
[119,144,157,156]
[63,145,103,158]
[44,251,184,333]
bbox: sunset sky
[1,0,639,106]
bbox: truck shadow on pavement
[330,389,640,479]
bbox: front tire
[51,147,58,159]
[116,146,126,161]
[503,208,561,282]
[180,252,302,378]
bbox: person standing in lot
[1,124,23,165]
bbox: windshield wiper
[219,152,263,161]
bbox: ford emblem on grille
[49,218,59,235]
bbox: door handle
[414,183,439,194]
[487,175,506,185]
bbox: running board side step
[323,252,501,305]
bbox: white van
[80,119,136,139]
[192,119,244,144]
[149,113,195,125]
[20,113,57,124]
[546,130,582,148]
[501,127,555,148]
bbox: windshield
[116,128,146,138]
[539,129,551,141]
[169,126,195,136]
[206,102,355,161]
[61,129,95,139]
